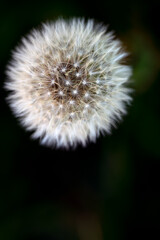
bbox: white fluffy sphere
[5,18,132,148]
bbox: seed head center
[47,62,90,108]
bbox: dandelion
[5,18,132,148]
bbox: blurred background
[0,0,160,239]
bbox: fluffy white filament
[5,18,132,148]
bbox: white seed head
[85,104,90,108]
[51,79,55,85]
[74,63,79,67]
[61,68,66,73]
[69,100,75,105]
[84,92,90,98]
[65,80,70,86]
[96,79,100,84]
[59,91,64,96]
[82,80,87,85]
[76,72,81,77]
[89,71,93,76]
[5,18,132,149]
[72,89,78,95]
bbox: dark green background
[0,0,160,239]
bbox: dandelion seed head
[96,79,100,84]
[74,63,79,67]
[76,72,81,77]
[51,79,55,85]
[82,80,87,85]
[69,100,75,105]
[65,80,70,86]
[5,18,132,148]
[72,89,78,95]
